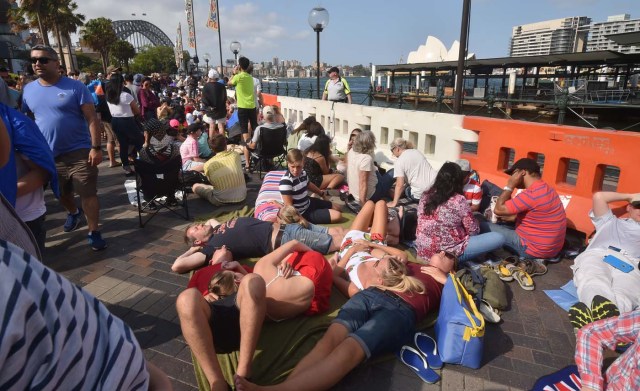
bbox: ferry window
[595,164,619,192]
[498,147,515,171]
[424,134,436,155]
[528,152,545,175]
[461,141,478,156]
[394,129,403,141]
[409,132,419,152]
[557,158,580,187]
[342,119,349,135]
[380,127,389,145]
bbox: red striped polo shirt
[505,180,566,258]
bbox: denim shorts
[281,223,332,254]
[333,288,416,359]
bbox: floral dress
[414,192,479,259]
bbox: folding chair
[134,154,190,227]
[250,124,287,179]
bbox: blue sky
[76,0,640,67]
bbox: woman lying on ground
[304,134,344,190]
[415,161,505,264]
[331,199,409,297]
[178,240,333,391]
[234,218,457,391]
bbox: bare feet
[234,375,262,391]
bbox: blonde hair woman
[387,137,437,207]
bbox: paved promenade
[41,160,578,391]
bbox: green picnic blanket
[190,206,436,389]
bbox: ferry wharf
[42,160,580,391]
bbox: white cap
[208,69,219,79]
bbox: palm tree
[46,0,85,71]
[9,0,50,46]
[80,17,118,74]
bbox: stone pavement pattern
[41,161,578,391]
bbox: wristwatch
[503,186,513,192]
[91,145,102,150]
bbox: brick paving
[41,160,578,391]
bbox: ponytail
[375,257,425,294]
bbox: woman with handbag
[415,162,505,264]
[105,73,144,177]
[235,223,457,391]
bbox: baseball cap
[106,65,122,74]
[455,159,471,173]
[327,66,339,75]
[504,158,540,175]
[169,119,180,128]
[208,69,219,79]
[262,105,275,118]
[133,74,143,86]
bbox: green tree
[76,53,101,73]
[351,64,371,77]
[110,40,136,71]
[48,0,85,72]
[80,17,117,73]
[130,46,179,75]
[11,0,50,46]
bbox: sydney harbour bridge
[112,20,173,52]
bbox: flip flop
[512,268,535,291]
[494,261,516,282]
[414,332,442,369]
[398,346,440,384]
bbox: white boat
[262,76,278,83]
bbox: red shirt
[187,263,253,296]
[462,178,482,207]
[395,263,444,322]
[504,180,566,258]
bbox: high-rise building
[509,16,591,57]
[586,14,640,53]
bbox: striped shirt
[0,239,149,390]
[279,170,311,214]
[462,177,482,207]
[202,150,247,203]
[575,310,640,391]
[504,180,566,258]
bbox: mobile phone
[603,254,634,273]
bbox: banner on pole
[175,23,184,69]
[185,0,196,49]
[206,0,219,31]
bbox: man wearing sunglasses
[21,45,108,251]
[570,191,640,331]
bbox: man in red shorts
[176,240,332,391]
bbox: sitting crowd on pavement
[1,45,638,391]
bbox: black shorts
[208,293,241,353]
[301,197,333,224]
[237,107,258,134]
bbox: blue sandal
[398,345,440,384]
[414,332,443,369]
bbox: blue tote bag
[434,272,485,369]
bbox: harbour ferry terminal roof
[376,50,640,73]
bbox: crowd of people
[0,44,638,391]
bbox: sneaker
[516,259,548,277]
[590,295,620,322]
[63,208,84,232]
[87,231,107,251]
[568,302,592,330]
[123,166,135,177]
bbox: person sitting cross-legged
[176,240,333,391]
[568,191,640,331]
[192,134,247,206]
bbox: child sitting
[179,123,207,172]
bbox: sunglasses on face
[30,57,54,64]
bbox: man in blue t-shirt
[22,45,107,251]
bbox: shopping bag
[434,272,485,368]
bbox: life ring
[375,85,382,92]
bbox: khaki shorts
[55,149,99,198]
[194,184,224,206]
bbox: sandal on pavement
[398,346,440,384]
[109,161,122,168]
[512,268,535,291]
[414,332,442,369]
[516,259,548,277]
[494,261,517,282]
[479,300,501,323]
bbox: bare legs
[235,323,366,391]
[177,274,266,391]
[320,173,345,190]
[59,193,100,232]
[350,199,387,236]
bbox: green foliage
[110,40,136,70]
[351,65,371,77]
[76,53,101,73]
[130,46,178,75]
[80,17,117,72]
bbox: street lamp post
[308,7,329,99]
[230,41,241,66]
[204,53,210,75]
